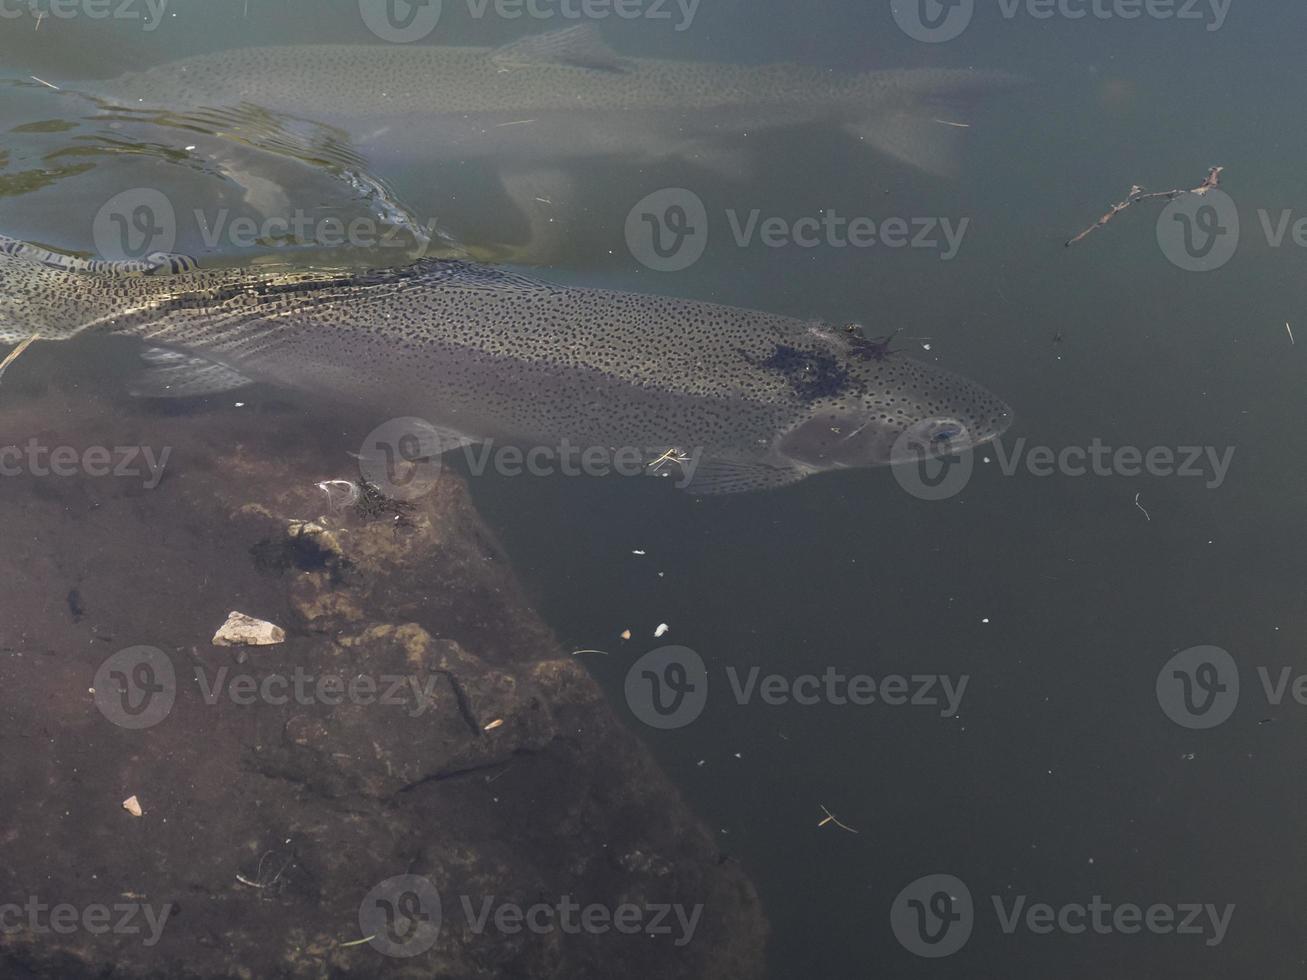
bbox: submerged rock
[211,610,286,646]
[0,387,767,979]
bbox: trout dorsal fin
[0,236,197,277]
[489,25,629,74]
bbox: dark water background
[2,1,1306,976]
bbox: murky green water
[1,1,1303,977]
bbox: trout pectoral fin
[129,347,256,399]
[845,113,964,178]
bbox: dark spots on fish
[843,324,903,362]
[741,344,852,403]
[66,588,85,622]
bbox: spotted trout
[93,25,1020,179]
[0,236,1010,493]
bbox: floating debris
[122,795,143,818]
[1134,492,1151,523]
[1286,322,1295,346]
[0,333,39,385]
[1066,166,1224,247]
[483,719,504,731]
[654,623,670,638]
[620,629,632,641]
[212,611,286,647]
[317,479,361,512]
[816,804,858,834]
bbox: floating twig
[816,804,859,834]
[1066,166,1224,247]
[1286,322,1295,346]
[1134,492,1151,523]
[337,935,375,949]
[0,333,39,384]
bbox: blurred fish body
[0,236,1010,493]
[95,26,1019,178]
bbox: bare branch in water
[1065,166,1224,247]
[0,333,40,385]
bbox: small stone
[122,795,143,817]
[212,611,286,647]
